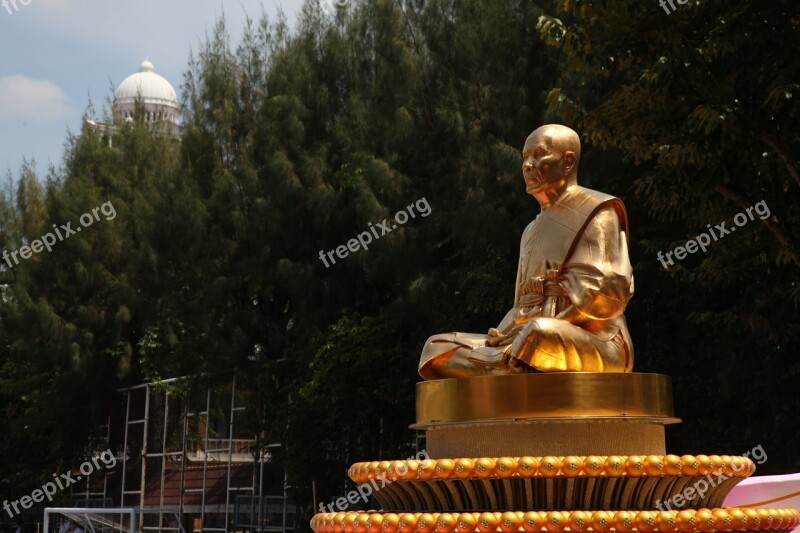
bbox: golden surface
[310,508,800,533]
[347,455,754,513]
[348,455,755,483]
[415,373,678,426]
[419,125,635,379]
[423,418,667,457]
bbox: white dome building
[113,60,180,130]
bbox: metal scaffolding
[107,375,294,533]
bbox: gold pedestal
[414,373,678,458]
[415,373,678,425]
[424,420,667,457]
[311,373,800,532]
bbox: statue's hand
[485,324,523,347]
[486,328,504,347]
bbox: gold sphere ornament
[590,511,613,532]
[624,455,646,476]
[540,456,561,477]
[786,509,798,528]
[382,514,400,533]
[398,513,418,533]
[405,460,420,480]
[518,456,539,477]
[605,456,626,476]
[377,461,391,478]
[634,511,657,533]
[367,514,383,533]
[773,509,786,530]
[544,512,565,532]
[729,456,747,475]
[727,508,747,531]
[418,459,437,480]
[417,513,438,533]
[711,509,731,530]
[695,455,713,476]
[663,455,682,476]
[742,508,760,530]
[680,455,699,476]
[368,462,380,477]
[456,513,478,533]
[562,456,582,477]
[477,512,499,533]
[435,459,456,479]
[436,513,458,533]
[354,513,370,533]
[644,455,664,476]
[455,458,476,479]
[344,512,359,533]
[756,508,773,529]
[655,511,677,533]
[500,512,522,533]
[522,511,546,532]
[436,514,457,533]
[694,509,715,532]
[790,510,800,529]
[334,513,347,531]
[583,456,604,477]
[475,458,496,479]
[675,510,696,533]
[709,455,723,475]
[568,511,590,532]
[613,511,635,532]
[390,460,407,480]
[720,455,733,471]
[496,457,517,478]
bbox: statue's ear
[563,151,577,173]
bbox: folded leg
[510,317,628,372]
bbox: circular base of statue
[414,372,679,458]
[348,455,755,513]
[311,507,800,533]
[425,419,670,457]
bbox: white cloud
[0,75,72,120]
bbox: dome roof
[114,60,178,108]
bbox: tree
[537,0,800,468]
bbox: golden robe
[418,185,634,379]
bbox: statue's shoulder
[565,185,620,207]
[559,186,629,236]
[521,215,540,239]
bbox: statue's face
[521,130,575,196]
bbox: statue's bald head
[526,124,581,174]
[521,125,582,202]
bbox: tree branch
[714,184,790,246]
[762,134,800,192]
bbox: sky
[0,0,314,177]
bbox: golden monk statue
[419,124,634,379]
